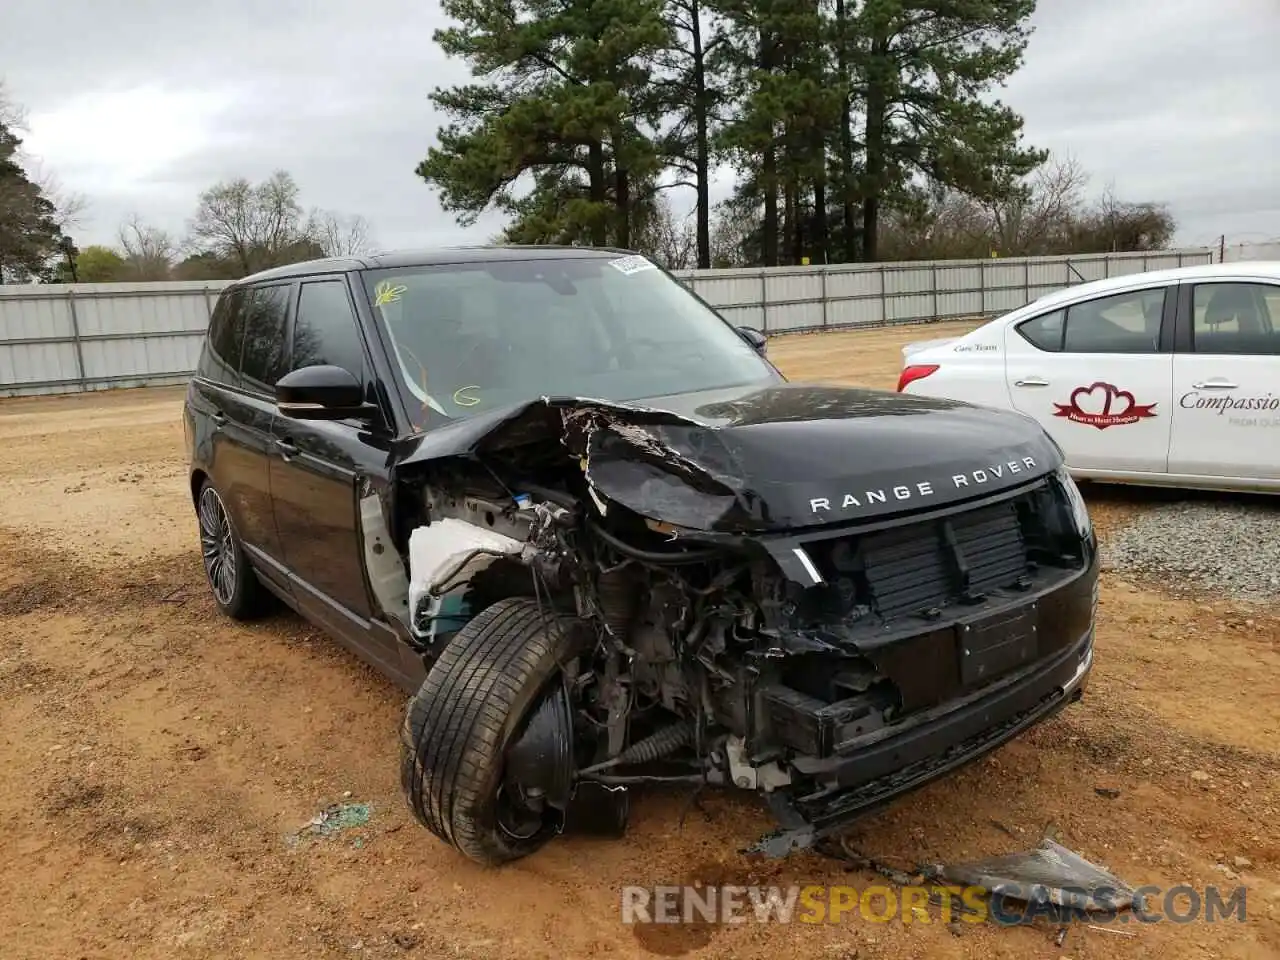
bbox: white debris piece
[407,520,525,639]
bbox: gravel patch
[1101,500,1280,605]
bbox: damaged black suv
[184,246,1097,865]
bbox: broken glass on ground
[286,801,372,847]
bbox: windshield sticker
[1053,382,1157,429]
[608,255,657,276]
[374,280,407,307]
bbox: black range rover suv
[184,247,1098,865]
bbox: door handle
[1192,380,1238,389]
[275,437,299,457]
[1014,377,1050,387]
[211,410,228,426]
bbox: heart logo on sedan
[1054,382,1157,429]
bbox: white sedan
[897,261,1280,493]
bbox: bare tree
[986,154,1088,255]
[708,198,757,268]
[36,167,88,234]
[634,195,698,270]
[187,170,321,275]
[314,211,373,257]
[118,214,176,280]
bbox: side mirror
[276,365,377,421]
[737,325,768,356]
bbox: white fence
[1222,240,1280,262]
[0,248,1217,397]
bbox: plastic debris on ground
[930,838,1137,913]
[286,801,372,847]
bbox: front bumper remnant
[748,629,1094,858]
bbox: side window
[197,287,248,385]
[239,284,292,392]
[1016,309,1064,352]
[1191,283,1279,355]
[1061,288,1166,354]
[290,280,367,377]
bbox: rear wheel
[196,480,271,620]
[400,597,583,865]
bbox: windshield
[360,254,777,425]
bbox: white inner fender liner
[407,519,525,642]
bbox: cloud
[3,0,1277,253]
[1002,0,1280,244]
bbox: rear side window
[1016,309,1064,351]
[1063,288,1166,353]
[1191,282,1279,355]
[239,284,293,392]
[289,279,367,378]
[1016,288,1166,354]
[197,287,248,385]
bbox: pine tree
[418,0,671,248]
[854,0,1045,260]
[712,0,838,266]
[0,117,67,282]
[650,0,730,268]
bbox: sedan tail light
[897,364,940,392]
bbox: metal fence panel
[0,292,75,340]
[0,248,1221,397]
[1224,241,1280,261]
[0,341,80,388]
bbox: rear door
[230,280,296,582]
[1168,279,1280,481]
[1002,283,1175,473]
[189,287,276,556]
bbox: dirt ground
[2,319,1278,959]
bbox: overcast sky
[2,0,1277,255]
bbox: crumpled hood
[393,381,1062,533]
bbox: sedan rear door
[1002,283,1175,474]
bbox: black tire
[195,479,272,621]
[400,597,583,866]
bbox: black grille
[840,500,1030,621]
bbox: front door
[267,277,401,667]
[1169,279,1280,480]
[1003,284,1175,474]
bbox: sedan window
[1016,288,1166,354]
[1062,288,1165,353]
[1191,282,1279,355]
[1016,309,1064,351]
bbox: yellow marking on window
[452,385,481,407]
[374,280,408,306]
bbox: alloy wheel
[197,486,238,607]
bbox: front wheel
[399,598,584,865]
